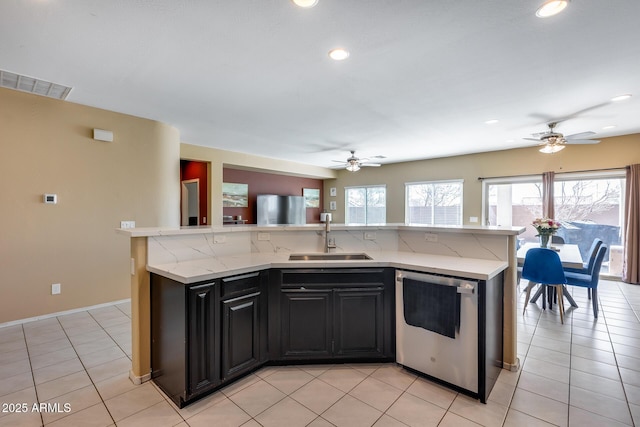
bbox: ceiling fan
[525,122,600,153]
[332,150,383,172]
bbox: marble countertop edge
[147,251,508,284]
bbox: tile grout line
[21,323,45,427]
[603,282,638,426]
[53,315,118,427]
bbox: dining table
[517,242,584,309]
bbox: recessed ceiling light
[602,125,616,130]
[291,0,318,8]
[611,94,632,102]
[328,48,350,61]
[485,119,499,125]
[536,0,569,18]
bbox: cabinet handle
[300,286,306,290]
[190,283,214,291]
[197,291,208,299]
[222,272,259,282]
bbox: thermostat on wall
[44,194,57,204]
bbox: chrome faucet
[324,215,336,253]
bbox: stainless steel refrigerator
[256,195,306,225]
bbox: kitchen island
[118,223,523,395]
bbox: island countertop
[147,250,508,284]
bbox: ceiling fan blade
[523,137,542,142]
[331,160,347,163]
[564,131,596,140]
[564,139,600,145]
[361,163,381,167]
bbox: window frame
[481,175,542,226]
[344,184,387,225]
[404,179,464,226]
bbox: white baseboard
[0,298,132,329]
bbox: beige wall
[0,88,180,324]
[324,134,640,224]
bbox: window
[553,171,626,275]
[405,180,463,225]
[482,170,626,277]
[483,176,543,242]
[345,186,386,225]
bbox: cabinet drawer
[281,268,387,286]
[220,272,260,299]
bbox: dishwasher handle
[457,282,475,294]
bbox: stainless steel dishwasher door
[395,270,479,393]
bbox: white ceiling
[2,1,640,169]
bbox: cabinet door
[222,292,260,380]
[334,287,385,357]
[281,288,332,358]
[187,283,218,397]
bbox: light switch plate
[120,221,136,229]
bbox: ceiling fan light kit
[536,0,569,18]
[526,121,600,154]
[539,143,565,154]
[333,150,382,172]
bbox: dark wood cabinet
[151,270,267,407]
[273,268,395,361]
[220,271,266,381]
[151,275,220,407]
[333,287,385,357]
[187,283,218,397]
[281,288,332,358]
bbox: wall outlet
[258,232,270,241]
[213,235,226,244]
[120,220,136,229]
[364,232,376,240]
[425,233,438,242]
[469,216,479,223]
[51,283,61,295]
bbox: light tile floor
[1,280,639,426]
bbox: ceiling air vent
[0,69,72,100]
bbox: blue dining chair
[564,238,603,300]
[564,245,607,318]
[564,238,603,274]
[521,248,568,323]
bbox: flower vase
[539,234,550,248]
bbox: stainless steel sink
[288,253,373,261]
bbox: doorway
[181,179,200,226]
[180,159,209,226]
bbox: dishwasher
[395,269,481,396]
